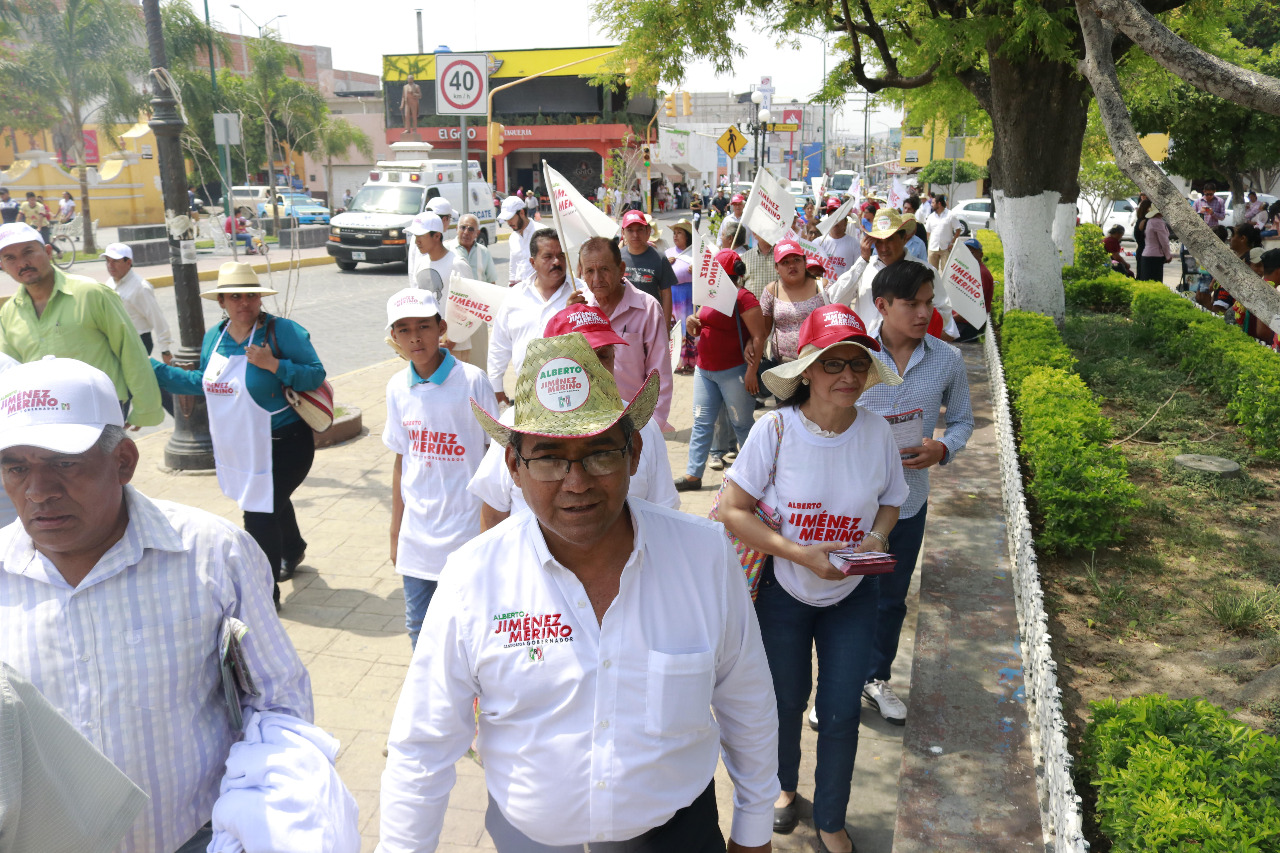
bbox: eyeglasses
[515,438,632,482]
[458,225,478,232]
[819,357,873,375]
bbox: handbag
[265,317,336,432]
[708,412,785,600]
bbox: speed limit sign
[435,53,489,116]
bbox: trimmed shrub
[1084,694,1280,851]
[977,228,1004,326]
[1016,368,1137,551]
[1130,279,1202,349]
[1071,222,1111,281]
[1000,310,1077,396]
[1064,272,1135,314]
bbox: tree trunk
[984,49,1091,323]
[1229,172,1247,229]
[67,95,97,255]
[265,117,280,235]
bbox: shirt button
[79,654,90,662]
[602,659,611,668]
[596,781,606,790]
[599,719,609,729]
[577,600,587,608]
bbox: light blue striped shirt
[0,486,313,853]
[859,333,974,519]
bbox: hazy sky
[202,0,900,138]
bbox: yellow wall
[383,46,620,81]
[897,119,1170,171]
[0,122,165,227]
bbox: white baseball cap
[0,222,45,252]
[427,197,457,218]
[103,242,133,261]
[497,195,524,222]
[0,357,124,454]
[406,211,444,236]
[386,287,440,330]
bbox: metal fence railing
[984,329,1090,853]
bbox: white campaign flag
[739,168,796,245]
[543,161,618,255]
[694,244,739,317]
[941,242,988,329]
[446,273,511,343]
[811,176,825,200]
[888,177,908,211]
[817,196,856,237]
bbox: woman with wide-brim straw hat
[153,261,327,608]
[666,218,697,374]
[717,303,908,853]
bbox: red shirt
[695,288,760,371]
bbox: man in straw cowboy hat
[379,333,779,853]
[0,222,163,427]
[826,208,961,341]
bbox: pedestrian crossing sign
[717,126,747,159]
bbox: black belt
[271,418,311,441]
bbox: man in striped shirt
[0,358,313,853]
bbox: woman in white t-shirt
[719,303,908,853]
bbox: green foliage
[916,158,988,199]
[1015,368,1137,551]
[1084,694,1280,851]
[1197,589,1280,635]
[1064,272,1136,313]
[1130,281,1280,460]
[1078,161,1139,223]
[1072,223,1112,280]
[1001,310,1077,395]
[976,228,1004,325]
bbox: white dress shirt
[506,222,540,284]
[827,255,961,340]
[0,486,314,853]
[378,500,779,852]
[486,274,577,393]
[925,208,961,252]
[105,268,173,353]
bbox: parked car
[1100,197,1139,241]
[261,192,331,225]
[951,198,995,235]
[1216,192,1277,229]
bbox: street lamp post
[747,90,771,181]
[141,0,215,470]
[798,32,829,175]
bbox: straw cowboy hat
[471,332,659,448]
[762,304,903,399]
[201,262,278,300]
[670,218,694,238]
[865,209,913,240]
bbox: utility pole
[142,0,215,470]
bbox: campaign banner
[543,160,619,255]
[888,177,908,211]
[694,244,739,317]
[446,273,511,342]
[739,167,795,245]
[817,196,856,237]
[941,242,988,329]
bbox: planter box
[118,224,168,242]
[129,238,170,267]
[280,225,329,250]
[315,406,362,448]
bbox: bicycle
[50,232,75,270]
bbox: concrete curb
[144,255,336,289]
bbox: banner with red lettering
[817,196,856,237]
[739,167,795,245]
[543,160,619,255]
[941,242,988,329]
[694,244,739,317]
[446,273,511,342]
[888,177,908,211]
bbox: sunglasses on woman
[819,356,873,375]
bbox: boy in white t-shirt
[382,289,498,648]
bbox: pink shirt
[588,283,673,431]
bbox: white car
[951,198,995,235]
[1101,197,1139,242]
[1216,192,1276,229]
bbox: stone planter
[315,406,362,448]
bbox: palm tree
[308,118,374,208]
[0,0,147,254]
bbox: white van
[327,144,498,271]
[828,170,858,197]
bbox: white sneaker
[807,705,819,730]
[862,680,907,725]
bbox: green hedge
[1131,280,1280,460]
[1016,368,1137,551]
[1000,310,1078,396]
[977,228,1004,326]
[1085,694,1280,851]
[1065,271,1136,314]
[1066,222,1111,282]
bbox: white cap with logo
[0,357,123,454]
[0,222,46,252]
[427,197,457,218]
[497,196,524,223]
[103,243,133,261]
[385,287,441,331]
[406,211,444,236]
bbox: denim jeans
[754,570,880,833]
[686,363,756,478]
[404,576,439,649]
[865,506,928,684]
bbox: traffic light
[664,93,676,117]
[681,91,692,116]
[837,145,847,157]
[488,122,505,157]
[642,146,651,167]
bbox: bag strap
[264,315,280,359]
[764,411,785,488]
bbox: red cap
[621,210,648,229]
[773,240,805,263]
[730,193,746,204]
[797,304,881,354]
[927,308,945,339]
[544,306,629,349]
[714,248,744,278]
[825,198,841,212]
[805,254,826,276]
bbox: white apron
[202,322,288,513]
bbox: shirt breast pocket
[114,616,205,711]
[645,649,715,737]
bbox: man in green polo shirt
[0,223,163,426]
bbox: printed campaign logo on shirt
[0,389,66,414]
[535,357,590,412]
[204,381,237,396]
[492,609,576,649]
[786,501,865,543]
[404,417,470,463]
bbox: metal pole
[460,115,469,216]
[221,137,236,260]
[821,45,828,174]
[416,10,424,54]
[143,0,215,470]
[862,95,869,181]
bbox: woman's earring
[801,377,810,385]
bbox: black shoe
[674,476,702,492]
[277,548,305,582]
[773,797,798,834]
[817,830,857,853]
